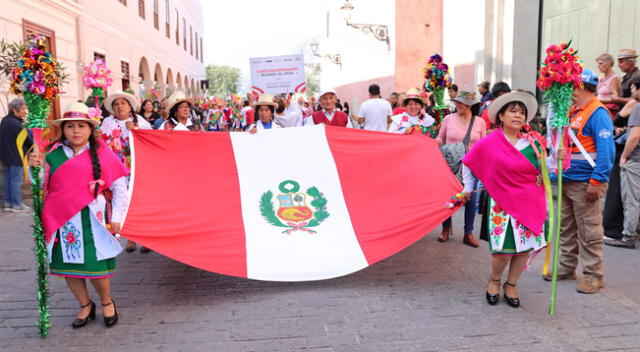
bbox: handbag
[440,115,477,180]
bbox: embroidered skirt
[49,208,116,278]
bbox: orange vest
[568,97,607,154]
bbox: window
[175,9,179,45]
[195,32,198,60]
[200,37,203,63]
[165,0,170,38]
[119,0,127,5]
[138,0,145,19]
[183,18,187,50]
[94,52,106,63]
[189,26,193,55]
[121,61,130,91]
[153,0,159,29]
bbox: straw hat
[254,94,278,109]
[51,102,101,127]
[104,90,139,115]
[166,90,193,113]
[618,49,638,59]
[402,87,428,105]
[487,91,538,124]
[451,91,480,106]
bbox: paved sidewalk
[1,209,639,352]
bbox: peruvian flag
[121,125,461,281]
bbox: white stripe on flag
[230,125,368,281]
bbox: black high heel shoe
[72,301,96,329]
[503,282,520,308]
[102,299,118,327]
[486,278,500,305]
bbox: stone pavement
[1,208,639,352]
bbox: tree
[305,67,321,96]
[205,64,241,96]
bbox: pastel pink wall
[334,76,394,113]
[453,63,475,92]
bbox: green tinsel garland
[432,87,446,109]
[24,92,51,337]
[545,83,574,128]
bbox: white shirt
[100,115,152,139]
[303,109,354,128]
[388,112,435,134]
[240,106,253,120]
[159,118,194,131]
[358,97,393,131]
[248,120,282,131]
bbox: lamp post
[340,0,390,50]
[310,39,342,69]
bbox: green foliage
[260,191,287,227]
[206,64,241,96]
[0,39,26,113]
[305,67,320,96]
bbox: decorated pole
[423,53,452,124]
[536,41,582,315]
[82,58,112,108]
[10,35,66,337]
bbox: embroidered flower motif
[65,232,76,244]
[533,231,541,238]
[492,216,503,226]
[524,230,533,239]
[493,226,503,236]
[492,204,503,213]
[96,211,104,223]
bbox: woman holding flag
[388,88,437,137]
[462,91,562,308]
[30,102,128,328]
[248,94,282,133]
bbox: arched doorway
[176,72,183,89]
[166,68,174,96]
[138,57,151,97]
[153,63,164,97]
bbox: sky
[201,0,326,92]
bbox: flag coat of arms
[121,125,461,281]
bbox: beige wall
[0,0,204,116]
[542,0,640,76]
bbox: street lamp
[340,0,390,50]
[309,39,342,69]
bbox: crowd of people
[1,48,639,328]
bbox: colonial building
[0,0,205,117]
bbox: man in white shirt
[357,84,393,132]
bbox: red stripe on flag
[122,130,247,277]
[294,82,306,92]
[251,86,265,94]
[324,127,462,265]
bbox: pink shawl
[42,141,129,242]
[462,129,546,234]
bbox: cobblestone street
[1,209,639,352]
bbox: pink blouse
[437,113,487,149]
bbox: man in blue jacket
[0,98,32,212]
[546,70,615,294]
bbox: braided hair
[57,121,102,198]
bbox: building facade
[0,0,205,117]
[310,0,443,111]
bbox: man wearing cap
[603,49,640,243]
[304,90,353,128]
[547,69,615,294]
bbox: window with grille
[190,26,193,55]
[121,61,130,91]
[200,37,203,63]
[119,0,127,5]
[183,18,187,50]
[165,0,170,38]
[153,0,159,29]
[175,9,179,45]
[94,52,106,62]
[195,32,198,60]
[138,0,145,19]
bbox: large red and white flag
[121,125,461,281]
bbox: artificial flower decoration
[423,53,452,110]
[82,58,112,90]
